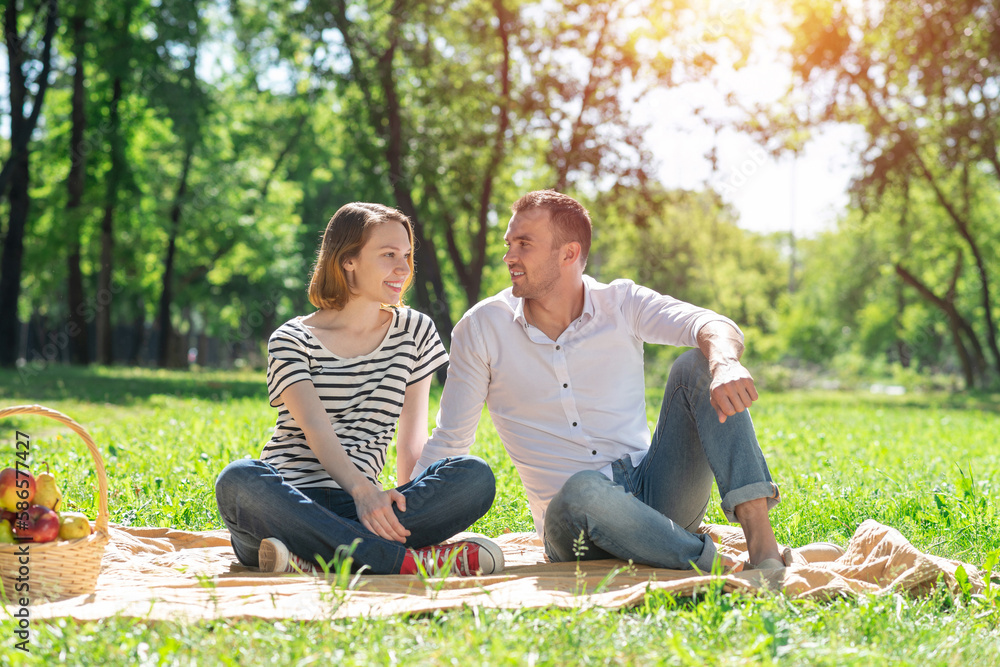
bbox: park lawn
[1,365,998,665]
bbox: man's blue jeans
[215,455,495,574]
[543,349,780,571]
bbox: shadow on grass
[0,365,265,406]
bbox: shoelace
[288,553,318,574]
[416,544,474,576]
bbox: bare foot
[734,497,782,566]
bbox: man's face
[502,209,562,300]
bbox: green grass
[1,365,999,665]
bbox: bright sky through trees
[645,81,863,237]
[634,0,865,237]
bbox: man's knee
[545,471,622,554]
[550,470,612,516]
[667,349,711,387]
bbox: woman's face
[343,221,412,305]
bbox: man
[414,190,784,571]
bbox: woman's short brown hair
[308,203,415,310]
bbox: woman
[215,203,502,576]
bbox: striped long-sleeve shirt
[262,307,448,489]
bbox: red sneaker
[401,536,505,576]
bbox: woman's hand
[351,483,411,543]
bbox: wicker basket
[0,404,110,601]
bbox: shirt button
[563,383,568,388]
[556,345,561,350]
[592,450,597,455]
[572,421,578,427]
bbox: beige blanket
[11,520,987,621]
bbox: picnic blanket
[10,520,988,621]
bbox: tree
[767,0,1000,386]
[225,0,754,343]
[0,0,58,367]
[65,0,90,364]
[590,185,788,338]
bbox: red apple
[0,467,35,512]
[13,504,60,543]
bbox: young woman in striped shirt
[215,203,503,576]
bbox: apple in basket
[13,504,60,543]
[0,519,15,544]
[0,467,35,512]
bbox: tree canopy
[1,0,996,389]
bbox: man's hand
[351,484,411,543]
[709,361,759,423]
[697,321,759,423]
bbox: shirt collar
[510,276,597,327]
[580,275,596,323]
[512,296,528,326]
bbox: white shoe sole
[463,536,505,575]
[258,537,289,573]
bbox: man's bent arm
[412,314,491,475]
[697,320,759,423]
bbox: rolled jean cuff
[720,481,781,523]
[692,533,719,572]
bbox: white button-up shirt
[415,275,741,537]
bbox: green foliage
[8,0,799,368]
[770,0,1000,388]
[589,185,789,366]
[776,176,998,386]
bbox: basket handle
[0,404,109,534]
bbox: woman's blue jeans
[215,455,496,574]
[543,349,780,571]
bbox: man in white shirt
[415,190,784,571]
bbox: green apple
[0,519,15,544]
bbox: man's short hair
[511,190,592,265]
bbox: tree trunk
[859,79,1000,379]
[66,6,90,365]
[0,0,58,368]
[97,76,124,365]
[376,39,454,348]
[0,149,30,368]
[911,146,1000,377]
[895,261,986,388]
[553,8,609,191]
[129,296,146,365]
[330,1,454,349]
[157,142,195,367]
[436,0,512,309]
